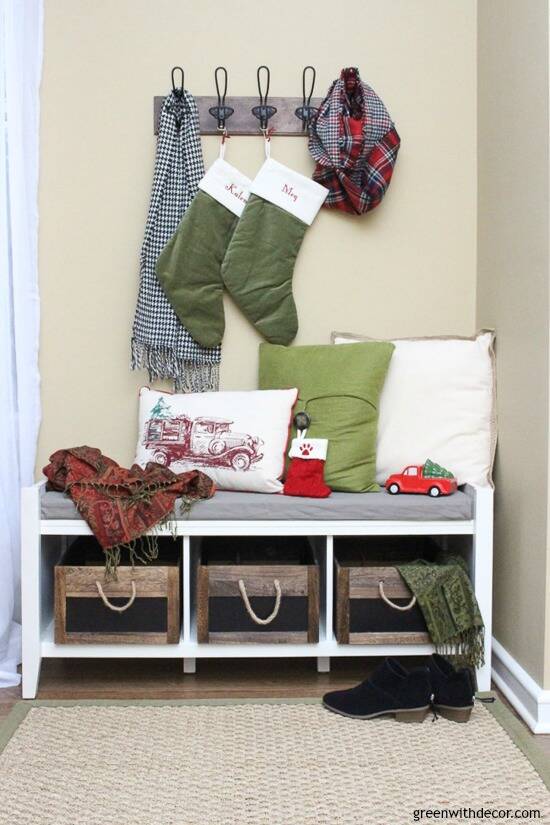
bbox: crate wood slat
[208,631,309,644]
[307,566,320,644]
[154,95,324,136]
[346,631,431,645]
[349,567,413,600]
[166,568,180,643]
[207,565,308,597]
[196,566,210,644]
[63,566,169,594]
[54,566,68,645]
[335,564,350,645]
[55,632,172,646]
[64,590,168,598]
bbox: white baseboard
[491,637,550,733]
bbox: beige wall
[477,0,550,687]
[37,0,478,471]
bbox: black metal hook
[252,65,277,131]
[171,66,184,98]
[258,65,270,104]
[169,66,189,128]
[208,66,234,131]
[295,66,318,130]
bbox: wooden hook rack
[153,96,323,136]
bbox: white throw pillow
[135,387,298,493]
[332,331,496,487]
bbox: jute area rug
[0,698,549,824]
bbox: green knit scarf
[397,553,484,668]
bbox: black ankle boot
[322,658,432,722]
[428,653,475,722]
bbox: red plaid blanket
[309,68,400,215]
[44,446,215,574]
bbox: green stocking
[221,155,327,345]
[156,157,251,348]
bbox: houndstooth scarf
[131,91,221,391]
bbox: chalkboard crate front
[196,536,319,644]
[54,536,181,644]
[334,537,434,645]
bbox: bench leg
[317,656,330,673]
[183,657,196,674]
[22,654,42,700]
[21,485,42,699]
[473,485,493,693]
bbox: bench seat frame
[21,481,493,698]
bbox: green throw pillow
[258,342,395,493]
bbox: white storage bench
[21,481,493,698]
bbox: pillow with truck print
[135,387,298,493]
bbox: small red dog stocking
[283,431,331,499]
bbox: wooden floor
[1,657,550,757]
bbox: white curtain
[0,0,43,688]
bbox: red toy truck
[385,460,457,498]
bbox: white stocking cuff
[199,158,252,217]
[250,158,328,225]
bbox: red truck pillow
[134,386,297,493]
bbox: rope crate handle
[95,580,137,613]
[238,578,282,625]
[378,580,417,612]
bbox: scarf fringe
[104,534,161,582]
[435,626,485,670]
[103,505,193,580]
[131,339,220,392]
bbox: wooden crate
[335,538,432,645]
[54,537,181,644]
[196,536,319,644]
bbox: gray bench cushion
[40,487,473,521]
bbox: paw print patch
[289,437,328,461]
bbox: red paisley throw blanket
[44,447,215,575]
